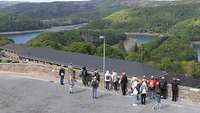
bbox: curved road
[0,74,199,113]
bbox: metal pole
[103,37,106,74]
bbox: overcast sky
[0,0,91,2]
[0,0,178,2]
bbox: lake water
[134,35,155,46]
[2,23,87,44]
[127,35,200,62]
[124,35,155,51]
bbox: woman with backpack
[140,80,148,105]
[91,76,99,99]
[131,77,139,106]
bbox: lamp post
[100,36,106,74]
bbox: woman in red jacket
[147,75,157,100]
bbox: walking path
[0,73,200,113]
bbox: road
[0,74,199,113]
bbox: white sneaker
[132,104,138,106]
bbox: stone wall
[0,63,199,104]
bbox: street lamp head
[99,36,105,39]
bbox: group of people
[59,64,180,109]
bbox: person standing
[111,71,118,91]
[159,76,168,99]
[69,70,76,94]
[152,81,162,110]
[91,76,99,99]
[140,80,148,105]
[171,77,180,102]
[59,66,65,85]
[68,63,74,75]
[120,72,128,96]
[104,70,111,90]
[94,69,100,82]
[80,67,88,86]
[131,77,139,106]
[147,75,157,99]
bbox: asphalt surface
[0,75,200,113]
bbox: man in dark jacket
[59,66,65,85]
[159,76,168,99]
[171,77,180,102]
[80,67,88,86]
[120,72,128,96]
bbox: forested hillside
[26,2,200,78]
[0,13,50,32]
[87,3,200,33]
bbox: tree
[66,42,96,55]
[96,44,126,59]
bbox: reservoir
[1,23,87,44]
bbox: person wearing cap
[120,72,128,96]
[59,65,65,85]
[147,75,157,99]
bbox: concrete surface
[0,74,200,113]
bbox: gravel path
[0,74,199,113]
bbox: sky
[0,0,177,2]
[0,0,91,2]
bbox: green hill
[87,3,200,33]
[26,2,200,78]
[0,38,13,46]
[173,18,200,41]
[0,13,49,32]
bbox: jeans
[92,87,97,98]
[105,81,110,90]
[60,75,64,85]
[149,89,155,99]
[132,95,137,105]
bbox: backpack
[141,86,147,94]
[106,76,110,80]
[159,80,165,89]
[92,80,98,88]
[132,88,138,95]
